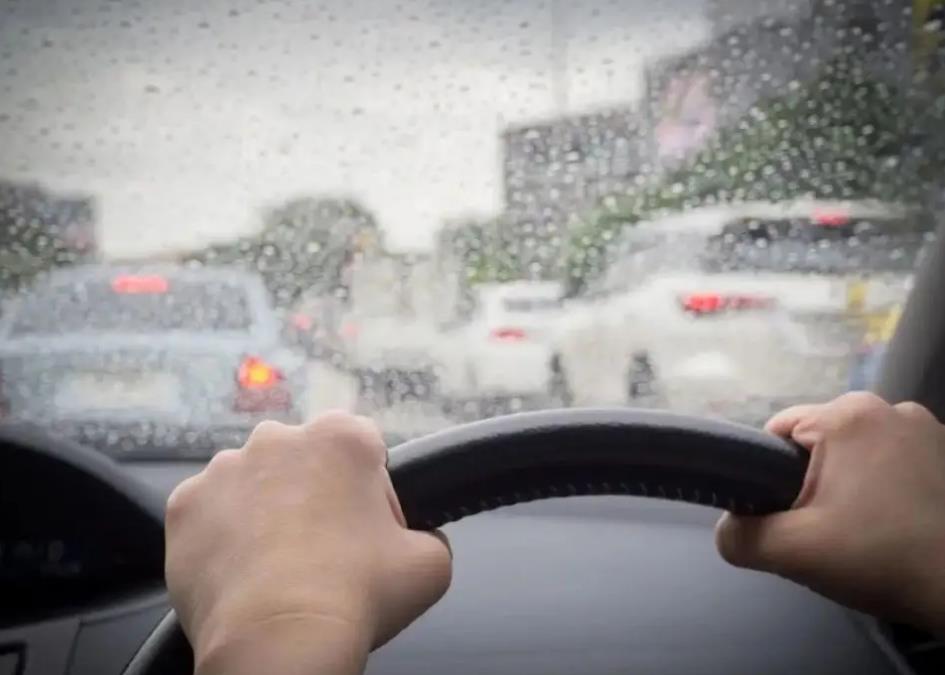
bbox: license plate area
[54,371,182,413]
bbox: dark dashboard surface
[1,459,911,675]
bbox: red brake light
[111,275,169,294]
[238,357,282,389]
[680,293,775,315]
[234,357,291,412]
[491,327,528,342]
[812,209,850,227]
[290,313,313,331]
[682,293,724,314]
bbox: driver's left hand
[164,412,452,675]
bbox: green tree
[185,196,380,307]
[564,54,945,293]
[435,216,518,284]
[0,179,97,292]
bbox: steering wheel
[118,408,808,674]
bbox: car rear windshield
[7,278,254,336]
[704,216,934,274]
[502,298,563,312]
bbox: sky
[0,0,710,256]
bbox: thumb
[373,529,453,649]
[399,529,453,609]
[715,510,820,578]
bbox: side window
[704,211,936,274]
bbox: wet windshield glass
[1,0,943,457]
[6,279,254,335]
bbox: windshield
[1,0,943,457]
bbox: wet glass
[1,0,943,457]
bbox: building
[642,1,920,167]
[502,107,646,219]
[479,1,939,283]
[498,107,647,276]
[0,179,97,291]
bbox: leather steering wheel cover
[123,408,809,675]
[124,610,192,675]
[389,408,808,528]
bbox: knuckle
[308,409,364,436]
[165,475,201,525]
[206,448,242,473]
[894,400,937,422]
[829,391,890,427]
[714,515,750,568]
[837,390,888,411]
[304,410,385,464]
[245,419,297,450]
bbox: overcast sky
[0,0,709,256]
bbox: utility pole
[550,0,569,113]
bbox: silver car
[0,265,307,457]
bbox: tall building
[485,1,939,282]
[502,107,645,217]
[643,1,918,167]
[499,107,647,276]
[0,179,97,290]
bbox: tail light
[490,327,528,342]
[812,209,850,227]
[111,275,169,294]
[290,313,313,331]
[235,356,291,412]
[680,293,775,316]
[237,357,282,389]
[340,321,360,340]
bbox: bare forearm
[194,616,370,675]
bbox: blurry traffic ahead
[1,0,943,457]
[0,266,306,457]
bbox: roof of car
[476,281,564,299]
[629,199,912,237]
[33,263,264,287]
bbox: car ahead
[282,291,348,364]
[337,309,444,410]
[552,200,932,424]
[330,256,446,412]
[0,265,307,457]
[438,280,565,418]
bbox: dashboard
[0,440,929,675]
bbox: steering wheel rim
[123,408,809,675]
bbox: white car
[338,309,445,407]
[552,200,929,423]
[438,280,565,415]
[336,260,443,409]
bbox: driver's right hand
[716,392,945,636]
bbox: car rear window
[704,216,935,274]
[502,298,563,312]
[7,278,255,336]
